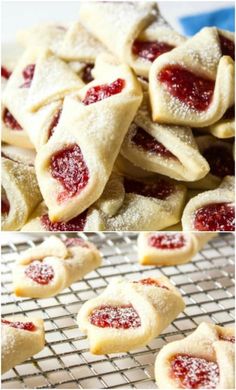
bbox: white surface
[2,1,234,43]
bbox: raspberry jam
[131,126,176,159]
[81,63,94,83]
[50,144,89,202]
[41,210,87,231]
[171,354,219,389]
[1,191,10,215]
[25,260,54,285]
[157,65,215,111]
[3,109,23,131]
[1,319,36,331]
[148,233,186,250]
[64,237,89,248]
[194,203,235,231]
[219,34,235,60]
[219,335,235,343]
[48,109,62,139]
[134,277,169,290]
[1,66,12,79]
[124,178,174,200]
[203,146,235,177]
[20,64,35,88]
[82,78,125,105]
[89,304,141,329]
[132,40,174,62]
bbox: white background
[2,1,234,43]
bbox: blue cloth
[180,7,235,36]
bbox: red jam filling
[82,78,125,105]
[48,109,62,139]
[3,108,23,131]
[131,126,176,159]
[219,335,235,343]
[1,193,10,215]
[194,202,235,231]
[171,354,219,389]
[124,178,174,200]
[41,210,87,231]
[219,34,235,60]
[81,63,94,84]
[20,64,35,88]
[89,304,141,329]
[132,40,175,62]
[25,260,54,285]
[157,65,215,111]
[203,145,234,178]
[148,233,186,250]
[134,277,169,290]
[223,105,235,120]
[1,319,36,331]
[64,237,89,248]
[1,66,12,79]
[50,144,89,202]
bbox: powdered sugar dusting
[148,233,186,250]
[194,202,235,231]
[171,354,219,389]
[89,304,141,329]
[25,260,54,285]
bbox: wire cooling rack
[1,232,235,389]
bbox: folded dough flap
[58,22,108,62]
[26,48,84,112]
[150,27,235,127]
[94,173,125,217]
[1,316,45,374]
[79,1,158,61]
[16,23,67,50]
[18,236,68,265]
[122,94,210,181]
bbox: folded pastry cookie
[80,2,185,77]
[187,135,234,190]
[3,46,84,149]
[121,94,210,181]
[13,236,102,298]
[2,57,34,149]
[35,55,142,222]
[182,176,235,231]
[155,322,235,389]
[77,276,185,354]
[150,27,235,127]
[137,232,216,266]
[94,173,187,230]
[17,22,107,75]
[1,157,42,231]
[1,316,45,374]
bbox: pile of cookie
[2,233,235,389]
[1,2,235,231]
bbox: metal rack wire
[1,232,235,389]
